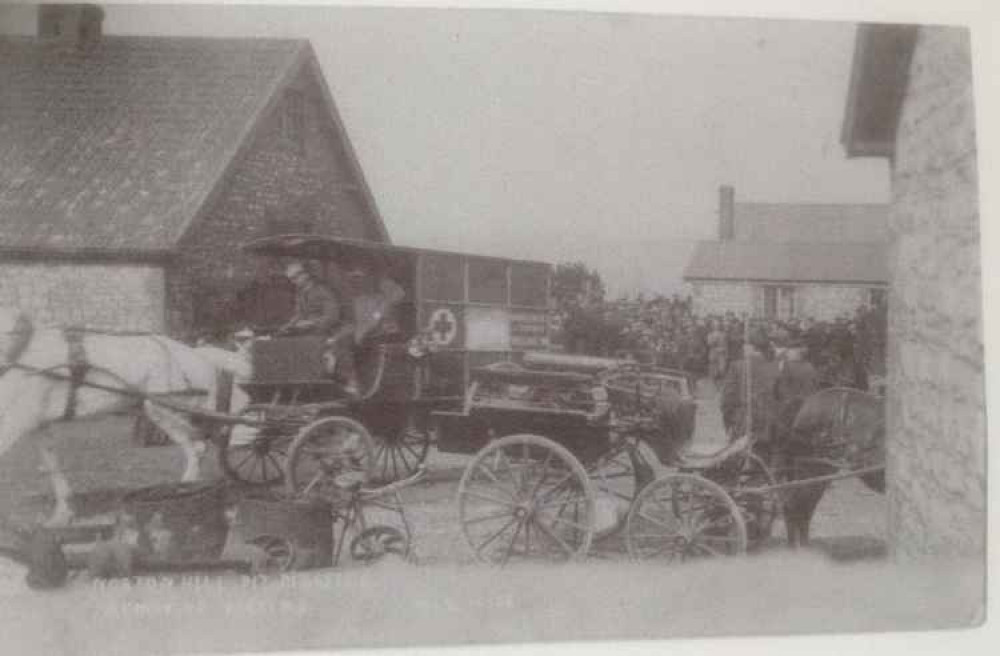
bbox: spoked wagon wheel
[704,452,778,549]
[219,407,293,487]
[284,416,376,502]
[626,473,747,562]
[248,535,297,575]
[360,407,432,485]
[349,526,409,564]
[457,434,595,565]
[585,440,655,537]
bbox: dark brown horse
[775,387,885,547]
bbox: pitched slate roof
[0,35,385,257]
[683,240,887,284]
[733,202,888,243]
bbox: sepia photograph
[0,1,992,655]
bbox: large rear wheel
[284,416,376,502]
[457,434,595,565]
[703,452,778,549]
[218,407,294,487]
[626,473,747,562]
[359,407,432,485]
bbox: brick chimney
[718,184,735,241]
[38,4,104,47]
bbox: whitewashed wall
[0,262,165,331]
[692,280,876,320]
[887,27,985,559]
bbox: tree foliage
[551,261,605,310]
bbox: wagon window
[468,259,508,305]
[420,253,465,301]
[510,262,549,308]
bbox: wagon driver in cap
[277,259,361,397]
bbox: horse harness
[0,317,90,421]
[1,317,205,421]
[61,326,89,421]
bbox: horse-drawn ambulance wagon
[214,234,555,487]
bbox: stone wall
[0,261,164,331]
[166,60,383,338]
[887,27,985,558]
[690,282,754,316]
[797,285,871,321]
[692,280,875,320]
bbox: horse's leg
[782,477,830,549]
[143,401,205,482]
[782,490,805,548]
[38,431,74,526]
[795,481,828,548]
[0,381,72,526]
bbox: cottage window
[762,287,778,319]
[778,286,795,319]
[758,285,794,319]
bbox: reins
[1,315,210,422]
[3,360,209,403]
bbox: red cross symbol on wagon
[427,308,459,347]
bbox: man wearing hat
[277,259,366,397]
[719,323,780,448]
[773,337,820,425]
[277,260,342,337]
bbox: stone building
[683,186,888,321]
[842,24,984,561]
[0,6,387,339]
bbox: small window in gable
[282,89,306,154]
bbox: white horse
[0,306,230,526]
[192,338,264,453]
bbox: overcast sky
[0,3,895,296]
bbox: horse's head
[790,388,885,466]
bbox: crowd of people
[556,293,887,392]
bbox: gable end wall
[166,61,383,338]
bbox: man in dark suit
[773,339,821,439]
[277,260,361,397]
[720,325,780,447]
[277,260,341,337]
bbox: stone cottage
[842,24,984,561]
[683,186,888,321]
[0,5,387,339]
